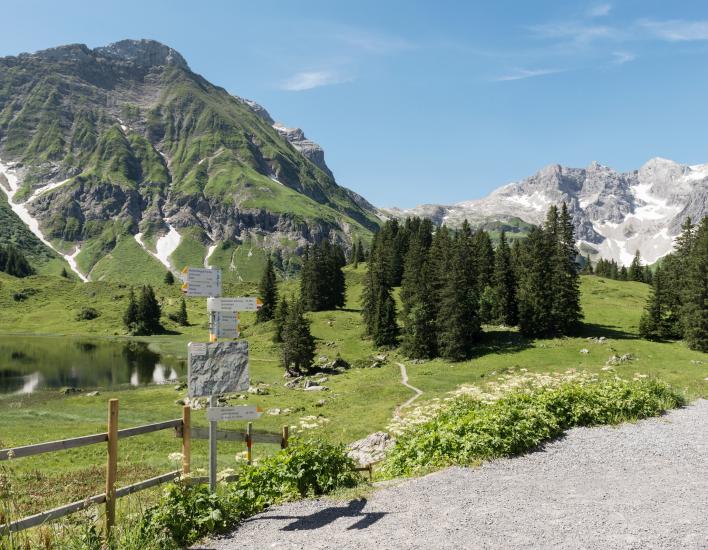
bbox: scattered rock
[248,386,269,395]
[174,382,187,391]
[586,336,607,344]
[237,394,248,400]
[580,349,590,355]
[374,354,387,362]
[315,376,329,384]
[85,391,100,397]
[315,399,327,407]
[267,408,281,416]
[60,387,82,395]
[369,361,383,369]
[304,385,329,392]
[347,432,395,466]
[285,380,300,389]
[606,353,634,366]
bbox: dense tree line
[591,251,653,284]
[361,204,584,359]
[300,242,346,311]
[640,217,708,351]
[0,243,34,278]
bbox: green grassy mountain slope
[0,40,379,282]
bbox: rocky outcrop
[273,123,334,179]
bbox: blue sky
[2,0,708,207]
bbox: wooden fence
[0,398,290,538]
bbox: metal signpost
[181,266,264,491]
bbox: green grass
[89,234,168,285]
[0,271,706,524]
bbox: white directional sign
[207,406,262,422]
[211,311,240,339]
[182,268,222,297]
[207,297,262,313]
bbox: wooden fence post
[246,422,253,465]
[281,425,289,449]
[182,406,191,477]
[105,399,119,537]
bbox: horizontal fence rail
[1,400,291,540]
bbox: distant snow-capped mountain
[384,158,708,265]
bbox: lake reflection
[0,335,185,394]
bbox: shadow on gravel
[250,499,387,531]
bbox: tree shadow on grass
[580,323,638,340]
[468,329,533,360]
[246,498,387,531]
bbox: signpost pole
[209,395,217,492]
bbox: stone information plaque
[188,341,249,397]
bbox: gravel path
[394,363,423,417]
[196,400,708,550]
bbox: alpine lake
[0,334,186,395]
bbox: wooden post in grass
[281,425,289,449]
[246,422,253,465]
[182,406,191,477]
[105,399,119,537]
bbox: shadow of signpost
[250,499,387,531]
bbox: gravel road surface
[196,400,708,550]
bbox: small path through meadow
[196,400,708,550]
[394,362,423,418]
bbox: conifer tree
[0,244,34,277]
[351,241,359,268]
[355,238,366,263]
[491,230,518,325]
[619,266,628,281]
[175,297,189,326]
[629,250,643,282]
[164,271,175,285]
[639,267,669,340]
[516,226,555,336]
[257,256,278,322]
[551,203,583,333]
[374,289,399,348]
[136,285,162,335]
[123,289,139,334]
[281,300,315,375]
[60,267,69,278]
[400,225,436,358]
[436,236,480,360]
[273,296,290,343]
[472,229,495,292]
[681,217,708,351]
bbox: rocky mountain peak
[94,39,189,69]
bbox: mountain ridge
[0,39,379,282]
[384,157,708,265]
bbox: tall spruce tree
[272,296,290,343]
[374,288,399,348]
[491,230,518,326]
[516,226,555,336]
[472,229,495,293]
[136,285,162,335]
[281,300,316,375]
[639,266,669,340]
[551,203,583,333]
[400,223,437,358]
[257,256,278,322]
[436,235,480,360]
[175,297,189,326]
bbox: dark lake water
[0,335,186,395]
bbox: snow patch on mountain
[0,159,89,281]
[204,244,218,268]
[134,223,181,272]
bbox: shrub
[382,379,684,477]
[137,439,360,548]
[75,307,100,321]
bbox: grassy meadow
[0,267,706,524]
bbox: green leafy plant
[383,379,684,476]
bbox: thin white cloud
[587,3,612,17]
[529,22,615,44]
[281,70,351,91]
[612,51,636,64]
[640,19,708,41]
[493,68,564,82]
